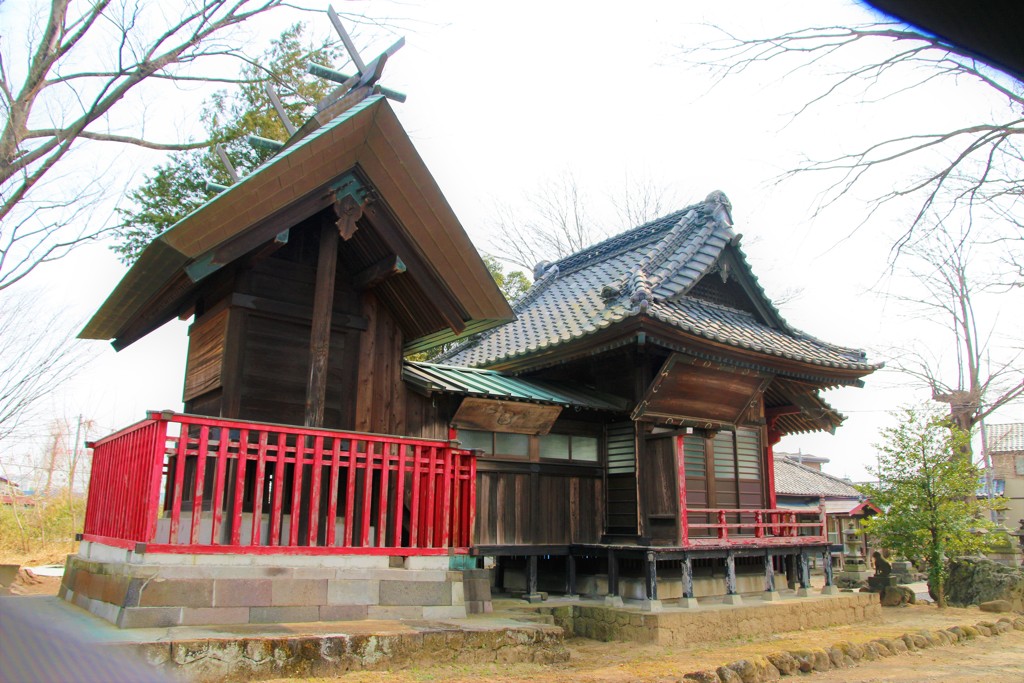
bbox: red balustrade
[83,412,476,555]
[681,506,826,547]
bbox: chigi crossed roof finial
[207,6,407,194]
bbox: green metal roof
[403,362,629,412]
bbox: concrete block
[451,581,465,605]
[367,605,425,619]
[762,591,784,602]
[821,585,842,595]
[271,578,327,606]
[91,599,122,624]
[250,605,320,623]
[328,579,379,605]
[423,606,467,620]
[641,599,663,612]
[83,542,131,564]
[213,579,272,607]
[796,587,813,598]
[379,580,452,606]
[678,597,700,609]
[404,556,449,571]
[118,607,183,629]
[319,604,369,621]
[188,553,253,567]
[604,595,624,607]
[139,579,213,608]
[723,594,743,605]
[180,607,251,626]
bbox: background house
[984,423,1024,528]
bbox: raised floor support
[821,549,840,595]
[723,551,742,605]
[763,550,782,601]
[604,549,623,607]
[525,555,544,603]
[796,549,813,597]
[679,555,698,608]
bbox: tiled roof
[773,455,861,498]
[442,191,875,374]
[985,423,1024,453]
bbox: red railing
[681,507,826,547]
[83,412,476,555]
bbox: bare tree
[491,171,677,272]
[684,21,1024,257]
[0,291,89,442]
[885,222,1024,458]
[0,0,363,290]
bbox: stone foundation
[532,592,881,644]
[61,541,490,628]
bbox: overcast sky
[7,0,1024,484]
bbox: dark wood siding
[639,436,679,543]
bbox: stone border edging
[681,615,1024,683]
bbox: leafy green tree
[481,255,530,304]
[861,407,996,607]
[113,24,341,262]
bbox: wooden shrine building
[67,35,877,625]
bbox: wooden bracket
[330,172,373,240]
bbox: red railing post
[190,425,210,545]
[326,437,342,547]
[307,435,324,546]
[754,510,764,538]
[718,509,728,540]
[144,417,169,544]
[409,445,422,547]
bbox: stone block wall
[61,542,475,628]
[535,592,880,644]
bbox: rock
[889,638,909,654]
[716,665,744,683]
[901,634,918,652]
[835,641,865,661]
[1014,618,1024,631]
[992,621,1013,635]
[683,672,721,683]
[961,625,981,639]
[946,557,1024,610]
[683,670,721,683]
[811,650,831,672]
[880,585,916,607]
[788,651,814,673]
[767,652,799,675]
[946,626,964,641]
[975,624,992,637]
[860,642,880,660]
[870,639,894,656]
[980,599,1013,613]
[725,657,780,683]
[826,647,846,668]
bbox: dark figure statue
[872,551,892,577]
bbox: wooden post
[644,551,658,601]
[681,555,695,599]
[304,218,340,428]
[525,555,542,603]
[764,551,776,593]
[607,549,619,597]
[676,435,688,546]
[725,552,737,595]
[823,549,835,588]
[566,554,578,597]
[797,550,811,590]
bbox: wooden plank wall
[475,468,603,546]
[353,292,407,435]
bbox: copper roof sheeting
[404,361,629,412]
[82,95,512,349]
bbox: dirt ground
[268,604,1024,683]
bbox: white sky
[6,0,1024,484]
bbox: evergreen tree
[113,24,341,262]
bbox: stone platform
[1,595,567,683]
[519,590,881,644]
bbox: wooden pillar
[764,551,776,593]
[675,435,689,546]
[785,553,797,589]
[797,550,811,589]
[823,549,834,587]
[681,555,694,599]
[644,551,658,601]
[305,218,340,428]
[566,553,578,596]
[724,552,737,595]
[606,549,619,597]
[525,555,542,603]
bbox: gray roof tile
[774,456,861,497]
[443,191,875,373]
[985,423,1024,453]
